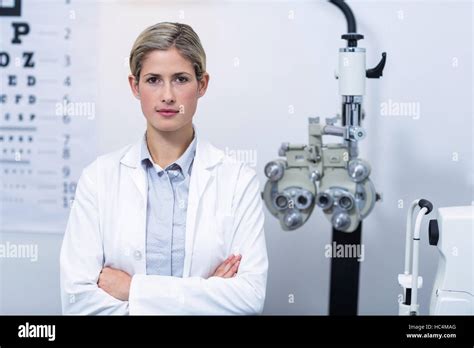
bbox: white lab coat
[60,136,268,315]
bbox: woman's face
[129,46,209,133]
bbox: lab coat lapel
[120,141,148,273]
[120,141,147,203]
[183,138,224,277]
[129,165,147,204]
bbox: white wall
[1,0,472,314]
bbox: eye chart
[0,0,98,233]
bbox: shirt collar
[140,128,197,177]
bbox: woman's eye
[146,77,159,84]
[175,76,189,83]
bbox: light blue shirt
[140,130,196,277]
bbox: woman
[60,22,268,315]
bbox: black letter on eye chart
[23,52,35,68]
[11,22,30,44]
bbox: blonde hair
[129,22,206,83]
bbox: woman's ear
[198,72,210,98]
[128,74,140,100]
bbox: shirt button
[133,250,142,260]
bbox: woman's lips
[157,109,179,117]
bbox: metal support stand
[329,222,362,315]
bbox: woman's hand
[211,254,242,278]
[98,267,131,301]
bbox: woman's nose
[161,84,175,104]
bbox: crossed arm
[97,254,242,301]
